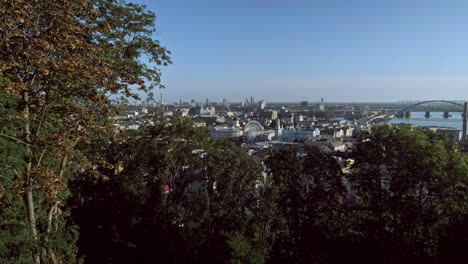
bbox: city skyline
[140,92,468,104]
[151,76,468,103]
[136,0,468,102]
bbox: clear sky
[135,0,468,102]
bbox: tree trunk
[23,90,41,264]
[46,203,59,264]
[26,190,40,264]
[43,157,67,264]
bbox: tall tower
[319,97,325,111]
[159,93,163,106]
[275,118,282,137]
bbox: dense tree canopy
[71,117,263,264]
[0,0,170,263]
[348,125,468,263]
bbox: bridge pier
[425,111,431,118]
[443,111,451,118]
[405,111,411,118]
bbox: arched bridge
[395,100,464,115]
[393,100,467,140]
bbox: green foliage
[348,125,468,262]
[0,91,31,263]
[251,127,468,263]
[324,109,336,120]
[71,117,263,263]
[67,121,468,263]
[225,233,264,264]
[0,0,170,262]
[262,146,346,263]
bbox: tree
[348,125,468,263]
[263,146,345,263]
[70,117,264,263]
[0,0,170,262]
[225,233,264,264]
[324,109,336,120]
[0,91,34,263]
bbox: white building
[342,127,354,137]
[258,100,267,110]
[178,108,189,117]
[320,128,344,139]
[275,119,320,142]
[281,127,320,142]
[162,111,173,117]
[189,106,216,116]
[327,140,347,152]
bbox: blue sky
[135,0,468,102]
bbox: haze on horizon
[136,0,468,103]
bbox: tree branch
[0,133,29,145]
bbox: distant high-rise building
[159,93,163,106]
[222,98,228,105]
[206,98,209,106]
[250,96,255,105]
[179,99,182,106]
[190,99,196,107]
[300,101,308,107]
[275,118,282,137]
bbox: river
[386,111,465,133]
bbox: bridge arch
[396,100,464,115]
[394,100,467,140]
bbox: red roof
[162,184,170,193]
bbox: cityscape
[116,96,468,154]
[1,0,468,264]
